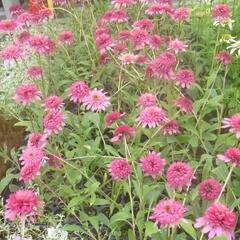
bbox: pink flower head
[166,162,193,191]
[137,106,167,128]
[194,203,236,240]
[16,31,31,45]
[161,119,180,135]
[138,93,157,108]
[4,189,41,224]
[43,96,64,110]
[198,178,221,201]
[145,4,174,16]
[94,27,109,37]
[9,4,23,17]
[103,9,128,23]
[35,8,52,23]
[26,66,43,79]
[132,19,153,31]
[0,19,18,34]
[43,110,65,135]
[107,159,131,180]
[211,4,230,23]
[82,88,110,112]
[216,51,231,65]
[17,12,33,26]
[59,31,73,45]
[146,64,154,79]
[148,35,164,49]
[118,53,137,65]
[27,132,47,148]
[156,0,172,5]
[15,235,32,240]
[175,69,195,88]
[99,53,110,65]
[1,44,25,65]
[130,28,149,50]
[152,52,177,80]
[20,162,42,182]
[69,81,89,103]
[111,124,135,143]
[20,146,44,166]
[95,33,113,53]
[136,54,148,65]
[28,35,56,55]
[175,96,193,113]
[222,114,240,139]
[118,30,131,41]
[111,0,136,8]
[168,39,188,53]
[150,199,186,227]
[105,111,124,127]
[113,42,126,54]
[217,147,240,167]
[14,83,41,106]
[140,151,165,178]
[171,7,189,22]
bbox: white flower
[227,39,240,56]
[213,18,234,30]
[47,225,68,240]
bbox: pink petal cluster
[171,7,189,22]
[27,132,47,148]
[138,93,157,108]
[161,119,180,135]
[1,44,25,65]
[175,69,195,88]
[59,31,74,45]
[105,111,124,127]
[102,9,128,23]
[198,178,221,201]
[217,147,240,167]
[108,159,131,180]
[69,81,89,103]
[168,39,188,53]
[9,3,23,17]
[175,96,193,113]
[130,28,149,50]
[132,19,153,31]
[118,53,137,65]
[0,19,18,33]
[16,31,31,45]
[111,124,135,143]
[222,114,240,139]
[26,66,43,79]
[216,51,231,65]
[211,4,230,23]
[111,0,136,8]
[43,96,64,110]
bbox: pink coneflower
[99,53,110,65]
[0,19,18,34]
[1,44,25,65]
[95,34,113,53]
[43,96,64,110]
[175,69,195,88]
[222,114,240,139]
[94,27,109,37]
[140,151,165,178]
[4,189,41,224]
[20,162,42,182]
[138,93,157,108]
[69,81,89,103]
[198,178,221,201]
[130,28,149,50]
[26,66,43,79]
[28,35,56,55]
[136,54,148,65]
[166,162,193,191]
[150,199,186,227]
[13,83,41,106]
[118,30,131,41]
[171,7,189,21]
[36,8,52,23]
[16,31,31,45]
[47,153,63,169]
[17,12,33,26]
[113,42,126,54]
[137,106,167,128]
[175,96,193,113]
[43,110,65,135]
[161,119,180,135]
[148,35,164,49]
[216,51,231,65]
[146,64,154,79]
[82,88,110,112]
[118,53,137,65]
[27,132,47,148]
[145,4,174,16]
[9,4,23,17]
[59,31,73,45]
[132,19,153,31]
[20,146,44,166]
[168,39,188,54]
[102,9,128,23]
[194,203,236,240]
[217,147,240,167]
[111,124,135,143]
[211,4,230,23]
[105,111,124,127]
[151,52,177,80]
[111,0,136,8]
[107,159,131,180]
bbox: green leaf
[179,220,197,240]
[63,224,82,232]
[0,170,18,193]
[145,221,159,236]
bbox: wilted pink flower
[171,7,189,21]
[150,199,186,227]
[0,19,18,33]
[217,147,240,167]
[69,81,89,103]
[138,93,157,108]
[43,96,64,110]
[111,124,135,143]
[130,28,149,50]
[132,19,153,31]
[105,111,124,127]
[14,83,41,106]
[27,132,47,148]
[9,4,23,17]
[4,190,41,224]
[222,114,240,139]
[136,106,167,128]
[26,66,43,79]
[108,159,131,180]
[161,120,180,135]
[43,110,65,134]
[1,44,25,65]
[168,39,188,53]
[175,96,193,113]
[20,146,44,166]
[59,31,73,44]
[83,88,110,112]
[102,9,128,23]
[16,31,31,45]
[140,151,165,178]
[152,52,177,80]
[194,203,236,240]
[95,33,113,53]
[198,178,221,201]
[216,51,231,65]
[148,35,164,49]
[47,153,63,169]
[118,53,137,65]
[175,69,195,88]
[166,162,193,191]
[111,0,136,8]
[211,4,230,23]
